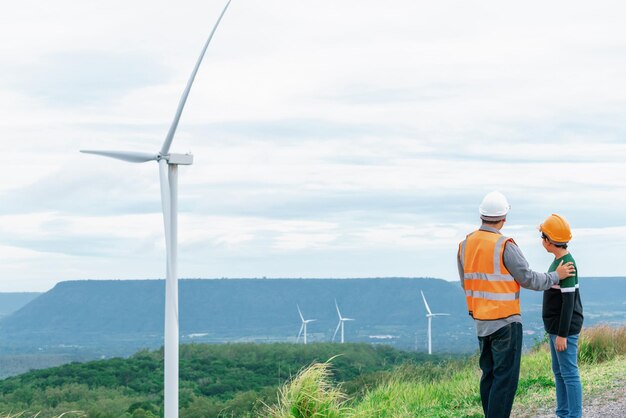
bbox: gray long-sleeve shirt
[458,225,559,337]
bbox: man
[457,191,576,418]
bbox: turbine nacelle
[167,153,194,165]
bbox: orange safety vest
[458,230,521,320]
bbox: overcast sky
[2,0,626,291]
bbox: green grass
[350,361,483,418]
[266,325,626,417]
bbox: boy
[540,214,584,418]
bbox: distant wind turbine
[420,290,450,355]
[332,300,355,344]
[296,305,316,345]
[81,2,232,417]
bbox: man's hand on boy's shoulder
[556,260,576,280]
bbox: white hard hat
[479,191,510,221]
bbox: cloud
[3,52,168,106]
[2,0,626,290]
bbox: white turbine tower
[296,305,316,345]
[420,290,450,355]
[332,300,355,344]
[81,2,232,417]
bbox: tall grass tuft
[578,324,626,364]
[263,359,352,418]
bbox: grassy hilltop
[267,325,625,418]
[0,325,623,417]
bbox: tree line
[0,342,454,417]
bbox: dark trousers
[478,322,523,418]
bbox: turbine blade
[335,300,343,320]
[297,324,304,342]
[81,150,158,163]
[432,313,450,316]
[297,305,305,322]
[421,290,433,315]
[159,160,172,244]
[332,321,341,342]
[160,0,232,156]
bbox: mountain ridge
[1,277,624,358]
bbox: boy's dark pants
[478,322,523,418]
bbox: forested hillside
[0,343,447,417]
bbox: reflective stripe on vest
[459,230,521,320]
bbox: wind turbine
[296,305,316,345]
[332,300,355,344]
[81,2,232,417]
[420,290,450,355]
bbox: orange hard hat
[539,214,572,244]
